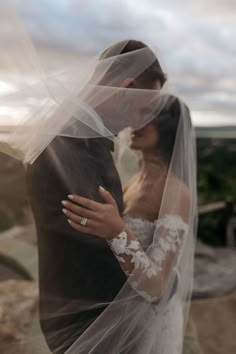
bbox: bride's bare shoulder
[123,174,139,193]
[169,175,189,196]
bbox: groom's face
[121,79,162,131]
[94,79,162,133]
[134,80,161,91]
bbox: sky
[1,0,236,128]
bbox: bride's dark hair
[153,97,181,165]
[99,39,167,87]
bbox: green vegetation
[0,153,28,231]
[197,138,236,246]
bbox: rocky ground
[190,291,236,354]
[0,280,38,354]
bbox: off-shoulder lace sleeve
[107,214,188,303]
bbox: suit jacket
[26,136,126,353]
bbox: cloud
[3,0,236,125]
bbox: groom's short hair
[99,39,167,87]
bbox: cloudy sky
[1,0,236,128]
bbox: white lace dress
[107,214,188,354]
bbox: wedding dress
[106,214,187,354]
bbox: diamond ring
[80,217,88,226]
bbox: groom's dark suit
[26,136,126,353]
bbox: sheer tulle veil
[0,3,197,354]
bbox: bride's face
[129,122,158,152]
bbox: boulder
[0,237,38,281]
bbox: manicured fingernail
[99,186,105,191]
[67,219,72,224]
[61,200,67,206]
[68,195,74,200]
[62,208,67,214]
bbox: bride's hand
[61,186,126,240]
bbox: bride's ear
[120,78,136,88]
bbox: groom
[26,40,166,353]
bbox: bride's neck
[140,152,167,179]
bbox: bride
[62,96,196,353]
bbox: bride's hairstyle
[98,39,167,87]
[153,97,181,165]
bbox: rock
[193,244,236,299]
[195,239,217,260]
[190,291,236,354]
[0,237,38,280]
[0,224,37,245]
[0,252,32,281]
[214,247,236,268]
[0,280,38,354]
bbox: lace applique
[152,215,188,266]
[108,214,188,303]
[123,215,155,248]
[108,231,157,278]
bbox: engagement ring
[80,217,88,226]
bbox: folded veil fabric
[0,3,198,354]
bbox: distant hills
[196,126,236,138]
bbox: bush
[197,138,236,246]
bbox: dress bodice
[123,214,156,249]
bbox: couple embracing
[24,39,197,354]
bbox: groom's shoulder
[26,137,93,187]
[30,137,90,165]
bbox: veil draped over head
[0,4,197,354]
